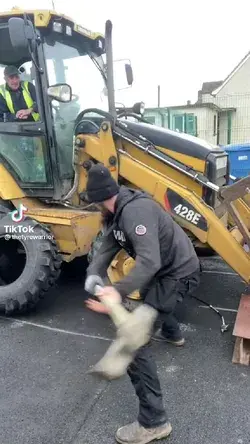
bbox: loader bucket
[218,175,250,250]
[232,294,250,366]
[217,176,250,365]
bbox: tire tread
[0,202,62,315]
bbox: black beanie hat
[86,163,120,203]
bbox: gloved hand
[84,274,104,295]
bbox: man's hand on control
[16,108,32,119]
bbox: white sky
[4,0,250,107]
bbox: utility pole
[157,85,161,107]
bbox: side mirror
[8,17,36,49]
[47,84,72,103]
[113,59,134,90]
[125,63,133,86]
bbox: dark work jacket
[0,82,38,122]
[87,186,200,298]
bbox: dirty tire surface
[0,208,62,315]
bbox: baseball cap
[4,65,19,77]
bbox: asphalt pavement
[0,256,249,444]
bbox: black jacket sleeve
[28,82,38,113]
[86,228,121,279]
[0,93,15,122]
[113,201,162,298]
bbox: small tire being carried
[0,210,62,315]
[87,229,104,264]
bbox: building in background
[144,51,250,146]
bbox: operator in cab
[0,65,39,122]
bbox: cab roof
[0,7,104,41]
[0,8,105,67]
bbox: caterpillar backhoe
[0,8,249,364]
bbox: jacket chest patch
[135,224,147,235]
[113,229,126,243]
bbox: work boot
[152,328,185,346]
[115,420,172,444]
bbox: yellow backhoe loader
[0,8,249,363]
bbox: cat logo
[113,229,126,243]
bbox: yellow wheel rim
[107,249,142,300]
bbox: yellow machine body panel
[123,142,203,198]
[75,124,119,197]
[0,165,25,199]
[10,197,102,261]
[0,8,103,40]
[157,147,206,173]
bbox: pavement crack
[70,380,110,444]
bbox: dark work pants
[127,342,168,428]
[127,269,200,428]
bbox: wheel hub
[0,237,26,285]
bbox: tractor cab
[0,9,115,199]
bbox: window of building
[145,115,156,124]
[173,114,184,132]
[172,113,197,136]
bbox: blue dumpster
[224,143,250,181]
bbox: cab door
[0,61,54,197]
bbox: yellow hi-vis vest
[0,81,39,121]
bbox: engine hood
[121,120,225,161]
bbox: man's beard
[98,205,114,227]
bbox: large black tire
[0,205,62,315]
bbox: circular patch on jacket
[135,224,147,235]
